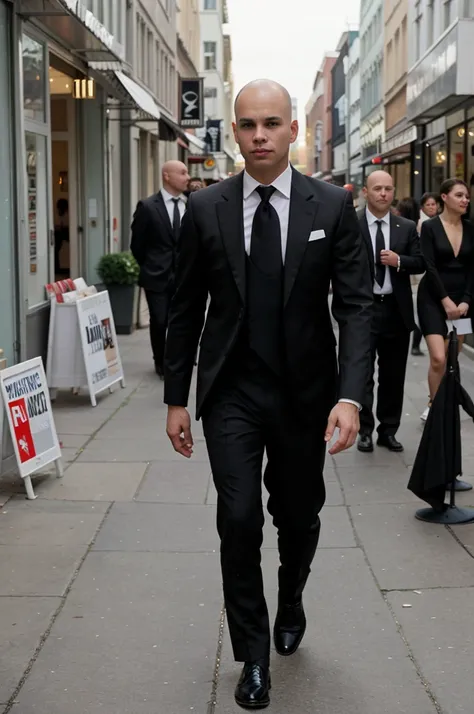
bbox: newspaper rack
[47,290,126,407]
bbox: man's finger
[329,426,349,455]
[183,427,194,449]
[325,413,337,442]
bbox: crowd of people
[129,78,474,710]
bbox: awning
[114,72,160,120]
[17,0,124,62]
[223,147,236,162]
[185,132,206,156]
[381,125,417,156]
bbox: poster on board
[76,291,125,406]
[0,357,62,488]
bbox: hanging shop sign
[179,78,204,128]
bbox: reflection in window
[23,35,45,123]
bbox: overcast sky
[226,0,360,138]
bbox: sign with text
[76,291,124,404]
[0,358,61,479]
[179,77,204,128]
[205,119,222,153]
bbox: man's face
[423,197,438,217]
[232,88,298,172]
[165,163,190,193]
[363,172,395,214]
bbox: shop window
[467,121,474,209]
[449,125,465,181]
[23,35,45,123]
[25,133,50,308]
[428,140,447,192]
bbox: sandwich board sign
[76,291,125,406]
[0,357,63,499]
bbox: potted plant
[97,252,140,335]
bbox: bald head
[162,160,189,195]
[363,170,395,217]
[365,170,393,189]
[234,79,292,121]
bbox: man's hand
[458,302,470,317]
[325,402,360,455]
[166,406,194,458]
[380,249,399,267]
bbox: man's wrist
[338,398,361,411]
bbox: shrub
[97,252,139,286]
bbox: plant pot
[106,284,138,335]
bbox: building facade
[198,0,235,180]
[347,33,363,192]
[406,0,474,199]
[360,0,385,175]
[332,31,358,186]
[305,53,338,177]
[381,0,417,198]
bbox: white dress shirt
[366,208,393,295]
[243,164,291,260]
[243,164,360,410]
[161,188,186,226]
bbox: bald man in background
[164,80,373,708]
[131,161,190,377]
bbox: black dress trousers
[202,354,326,663]
[144,290,171,371]
[359,294,410,437]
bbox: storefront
[379,125,418,199]
[12,0,125,362]
[407,18,474,199]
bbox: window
[414,1,422,61]
[463,0,474,17]
[204,0,217,7]
[155,41,160,95]
[204,87,217,98]
[204,41,217,70]
[23,35,45,122]
[427,1,434,47]
[444,0,453,29]
[25,132,50,307]
[147,30,153,87]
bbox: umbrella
[408,328,474,524]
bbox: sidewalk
[1,328,474,713]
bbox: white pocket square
[308,229,326,242]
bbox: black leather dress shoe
[235,663,271,709]
[154,363,164,380]
[357,434,374,452]
[274,601,306,656]
[377,435,404,452]
[411,347,424,356]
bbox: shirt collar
[243,164,292,200]
[366,208,391,226]
[161,188,185,203]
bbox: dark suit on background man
[131,185,186,376]
[358,207,425,449]
[165,167,373,663]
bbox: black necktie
[250,185,282,272]
[172,198,181,240]
[375,219,386,289]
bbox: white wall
[407,0,470,69]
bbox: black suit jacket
[164,169,374,419]
[130,191,177,292]
[358,210,425,331]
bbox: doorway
[49,62,80,280]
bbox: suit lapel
[155,192,174,240]
[359,211,373,257]
[216,173,246,305]
[389,213,402,250]
[283,170,319,307]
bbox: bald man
[164,80,373,708]
[131,161,190,377]
[357,171,424,453]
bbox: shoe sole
[357,444,374,453]
[377,442,404,453]
[235,680,271,710]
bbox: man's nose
[253,126,267,142]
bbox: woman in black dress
[418,178,474,419]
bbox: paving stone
[14,552,221,714]
[76,438,210,463]
[336,465,419,505]
[135,461,211,504]
[52,410,116,435]
[388,588,474,714]
[0,596,61,702]
[350,504,474,590]
[0,499,105,546]
[36,463,147,502]
[0,545,84,596]
[57,434,90,449]
[331,445,405,468]
[214,549,436,714]
[92,502,218,553]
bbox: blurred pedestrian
[357,172,425,454]
[164,79,373,709]
[188,177,204,193]
[417,178,474,422]
[130,160,190,378]
[418,192,440,233]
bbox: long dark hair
[396,197,419,222]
